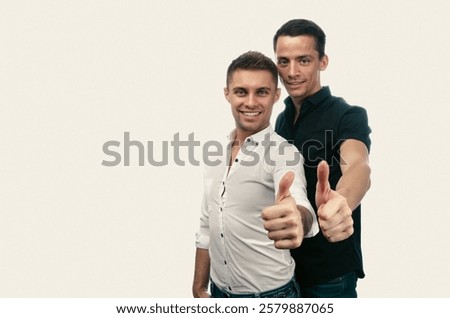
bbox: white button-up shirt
[196,125,318,294]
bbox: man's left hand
[315,161,354,242]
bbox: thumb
[316,160,331,206]
[276,171,295,204]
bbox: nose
[245,93,258,107]
[287,63,299,78]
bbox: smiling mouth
[286,81,305,86]
[240,110,262,117]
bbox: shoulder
[338,103,370,127]
[274,110,287,130]
[319,95,370,132]
[332,101,371,151]
[266,132,301,161]
[327,93,369,118]
[271,132,296,147]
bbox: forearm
[297,205,313,237]
[192,248,210,298]
[336,162,371,211]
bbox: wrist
[192,285,208,298]
[297,205,313,237]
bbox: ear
[274,88,281,103]
[320,54,329,71]
[224,87,230,102]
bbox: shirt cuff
[195,232,210,249]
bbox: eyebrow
[232,86,272,91]
[277,54,313,60]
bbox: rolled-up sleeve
[195,173,211,249]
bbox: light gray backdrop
[1,0,449,297]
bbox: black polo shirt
[275,86,371,287]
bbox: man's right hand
[261,171,304,249]
[192,288,210,298]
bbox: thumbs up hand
[261,171,304,249]
[315,161,354,242]
[315,160,331,208]
[276,171,295,204]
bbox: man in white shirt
[193,51,318,298]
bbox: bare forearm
[297,205,313,237]
[336,162,371,211]
[192,248,210,298]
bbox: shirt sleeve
[195,169,211,249]
[338,106,372,152]
[269,139,319,238]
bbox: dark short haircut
[273,19,326,58]
[226,51,278,87]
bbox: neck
[234,125,267,145]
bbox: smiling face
[224,69,280,142]
[275,35,328,107]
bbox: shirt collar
[284,86,331,115]
[227,125,274,145]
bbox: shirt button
[246,138,251,142]
[235,158,238,162]
[220,233,224,238]
[220,207,223,212]
[224,260,227,265]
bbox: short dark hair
[273,19,326,58]
[226,51,278,87]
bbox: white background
[1,0,450,297]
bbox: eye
[257,89,269,96]
[277,59,288,67]
[299,58,311,65]
[234,89,246,97]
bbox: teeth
[242,112,260,116]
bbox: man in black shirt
[270,19,372,297]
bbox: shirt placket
[219,166,231,292]
[219,146,244,293]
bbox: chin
[291,90,307,100]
